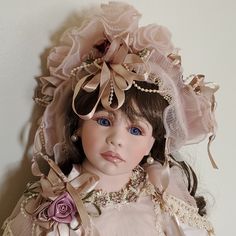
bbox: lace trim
[143,182,214,234]
[153,202,166,236]
[163,194,214,233]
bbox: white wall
[0,0,235,234]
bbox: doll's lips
[101,151,124,163]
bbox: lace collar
[83,166,147,210]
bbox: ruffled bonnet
[33,2,218,168]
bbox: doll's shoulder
[143,161,197,205]
[152,192,214,234]
[143,162,214,235]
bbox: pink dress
[2,161,214,236]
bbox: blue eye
[129,127,142,136]
[97,117,111,126]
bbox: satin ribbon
[150,164,187,236]
[72,35,149,119]
[163,214,186,236]
[168,53,182,66]
[148,168,186,236]
[208,135,218,169]
[147,137,187,236]
[188,74,219,96]
[29,153,100,235]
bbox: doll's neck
[81,161,132,192]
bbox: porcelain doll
[2,2,218,235]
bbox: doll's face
[80,109,155,176]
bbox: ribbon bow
[29,154,100,235]
[188,74,219,96]
[72,35,149,119]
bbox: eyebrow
[94,110,116,121]
[121,109,151,130]
[96,110,115,117]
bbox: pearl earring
[146,153,154,165]
[71,134,78,142]
[71,129,81,142]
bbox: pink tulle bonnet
[34,2,218,167]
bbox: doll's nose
[106,129,123,147]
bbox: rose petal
[47,192,76,223]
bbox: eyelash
[95,117,144,136]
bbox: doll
[2,2,218,236]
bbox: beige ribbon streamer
[157,139,186,236]
[71,36,149,119]
[207,135,218,169]
[164,214,186,236]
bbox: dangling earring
[71,130,80,142]
[146,153,154,165]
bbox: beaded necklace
[83,166,147,210]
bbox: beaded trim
[84,166,146,209]
[33,87,53,107]
[33,96,52,107]
[153,203,166,236]
[70,48,173,105]
[132,80,161,93]
[38,123,46,153]
[132,81,172,103]
[70,58,102,77]
[20,193,38,218]
[2,219,13,236]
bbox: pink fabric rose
[47,192,77,224]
